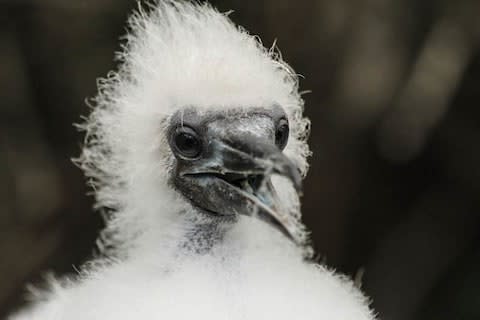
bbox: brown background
[1,0,479,319]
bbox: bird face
[167,105,303,244]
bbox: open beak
[174,133,303,245]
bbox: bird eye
[275,118,289,150]
[171,126,202,159]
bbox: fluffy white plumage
[10,1,375,319]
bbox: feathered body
[10,2,375,319]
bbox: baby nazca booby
[10,1,376,319]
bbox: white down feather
[10,1,376,319]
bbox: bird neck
[179,211,237,255]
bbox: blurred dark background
[1,0,479,319]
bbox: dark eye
[171,126,202,159]
[275,118,289,150]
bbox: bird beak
[175,133,303,245]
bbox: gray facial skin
[168,106,302,245]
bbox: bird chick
[10,1,376,319]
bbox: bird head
[78,1,311,255]
[169,104,302,243]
